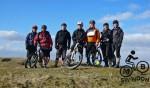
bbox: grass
[0,58,150,88]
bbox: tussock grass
[0,58,149,88]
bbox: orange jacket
[85,28,101,43]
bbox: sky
[0,0,150,65]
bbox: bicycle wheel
[64,51,83,69]
[29,53,38,68]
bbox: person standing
[34,25,53,68]
[112,20,124,68]
[55,23,71,67]
[25,25,38,68]
[85,20,101,65]
[71,21,85,55]
[101,23,113,67]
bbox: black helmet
[89,20,95,24]
[32,25,38,29]
[131,50,135,55]
[61,23,67,27]
[41,25,47,29]
[103,23,109,26]
[113,20,119,24]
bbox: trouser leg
[55,49,61,67]
[115,46,121,67]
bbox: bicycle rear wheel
[89,50,103,66]
[64,51,83,69]
[30,54,38,68]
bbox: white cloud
[121,33,150,65]
[135,10,150,19]
[123,33,150,47]
[98,10,150,23]
[131,24,150,33]
[0,30,25,41]
[99,12,133,23]
[128,3,140,11]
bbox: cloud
[123,33,150,47]
[98,10,150,23]
[99,12,133,23]
[128,3,140,11]
[121,33,150,64]
[0,30,25,41]
[135,10,150,19]
[131,24,150,33]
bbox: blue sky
[0,0,150,65]
[0,0,149,34]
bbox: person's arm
[55,32,59,49]
[83,30,87,43]
[67,31,71,49]
[34,33,39,47]
[72,31,76,42]
[96,29,101,44]
[80,30,86,42]
[48,32,53,50]
[119,28,124,47]
[25,33,30,49]
[110,30,113,44]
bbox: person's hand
[49,47,52,52]
[55,45,59,49]
[96,42,99,47]
[106,38,109,42]
[26,45,29,50]
[67,46,70,50]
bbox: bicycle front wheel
[64,51,83,69]
[30,54,38,68]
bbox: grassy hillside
[0,58,149,88]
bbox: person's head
[113,20,119,28]
[131,50,135,55]
[41,25,47,32]
[103,23,109,30]
[89,20,95,28]
[77,21,83,29]
[32,25,38,32]
[61,23,67,30]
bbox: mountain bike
[88,45,104,66]
[63,43,83,69]
[25,46,50,68]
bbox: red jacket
[34,31,53,49]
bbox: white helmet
[77,21,83,25]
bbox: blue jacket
[25,32,37,49]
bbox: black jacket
[101,29,112,44]
[112,27,124,47]
[72,29,85,43]
[55,30,71,49]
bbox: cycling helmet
[113,20,119,24]
[41,25,47,29]
[89,20,95,24]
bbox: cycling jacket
[25,32,37,49]
[34,31,53,49]
[85,28,101,43]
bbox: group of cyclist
[25,19,124,68]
